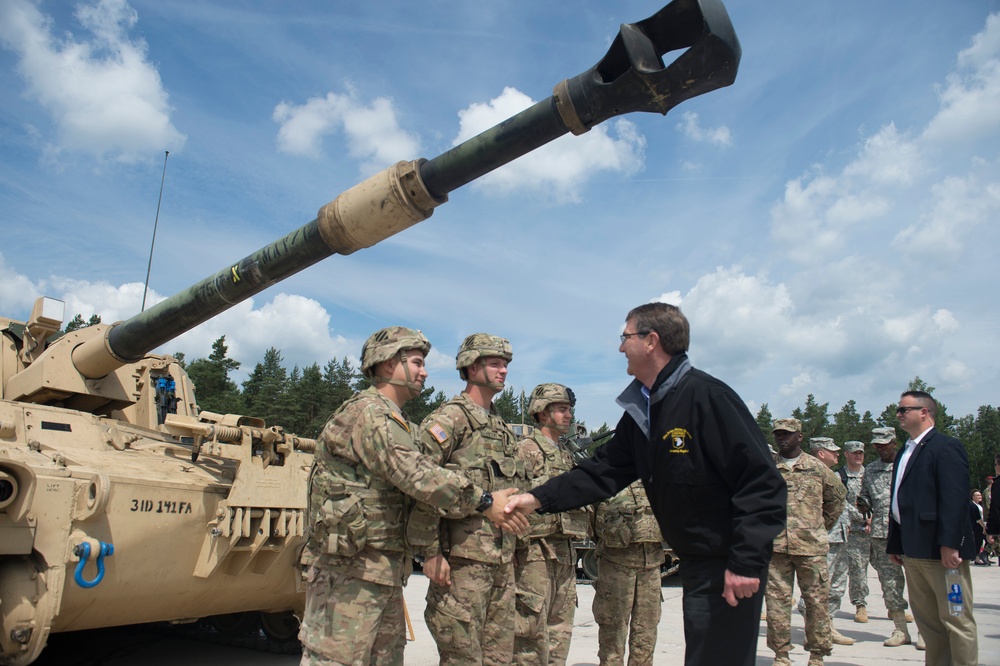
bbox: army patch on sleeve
[663,427,691,453]
[388,411,410,432]
[427,423,449,444]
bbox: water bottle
[945,568,964,616]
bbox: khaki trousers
[901,557,978,666]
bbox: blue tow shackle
[73,540,115,589]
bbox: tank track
[148,615,302,655]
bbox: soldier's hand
[424,554,451,587]
[504,492,542,518]
[485,488,529,534]
[721,569,759,607]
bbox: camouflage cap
[772,417,802,433]
[871,426,897,445]
[844,440,865,453]
[810,437,840,452]
[360,326,431,379]
[528,383,576,416]
[455,333,513,370]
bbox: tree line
[61,316,1000,490]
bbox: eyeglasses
[620,331,650,344]
[895,406,923,415]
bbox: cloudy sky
[1,0,998,431]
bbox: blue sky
[1,0,998,431]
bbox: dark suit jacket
[887,427,975,560]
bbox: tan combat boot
[883,609,912,647]
[854,605,868,623]
[830,626,855,645]
[807,652,824,666]
[773,654,792,666]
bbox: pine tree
[185,336,242,415]
[242,347,288,426]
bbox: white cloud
[892,173,1000,259]
[273,88,420,174]
[0,0,186,162]
[451,87,645,203]
[0,253,41,313]
[770,124,920,262]
[923,13,1000,144]
[676,111,732,146]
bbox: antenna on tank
[142,150,169,312]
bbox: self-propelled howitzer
[0,1,740,663]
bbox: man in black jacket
[888,390,978,665]
[504,302,787,666]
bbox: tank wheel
[581,549,600,581]
[209,612,260,636]
[259,611,300,642]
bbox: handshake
[480,488,544,534]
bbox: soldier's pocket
[322,494,367,557]
[514,588,546,638]
[426,583,473,651]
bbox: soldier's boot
[830,627,855,645]
[806,652,824,666]
[772,654,792,666]
[915,633,926,651]
[854,605,868,623]
[905,611,914,623]
[883,610,911,647]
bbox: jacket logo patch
[427,423,449,444]
[663,427,691,454]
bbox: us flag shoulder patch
[427,423,449,444]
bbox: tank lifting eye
[73,540,115,588]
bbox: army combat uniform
[857,458,909,614]
[299,387,485,666]
[410,393,527,665]
[841,465,870,615]
[766,449,846,664]
[513,427,590,666]
[592,481,665,666]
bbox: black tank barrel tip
[554,0,741,135]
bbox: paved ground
[32,563,1000,665]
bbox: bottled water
[945,568,963,616]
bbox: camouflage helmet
[360,326,431,379]
[528,383,576,416]
[455,333,513,371]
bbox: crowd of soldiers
[765,418,917,666]
[296,323,937,666]
[298,327,669,665]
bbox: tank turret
[0,1,739,663]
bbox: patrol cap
[871,427,896,445]
[810,437,840,452]
[844,440,865,453]
[772,418,802,433]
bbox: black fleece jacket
[531,354,787,578]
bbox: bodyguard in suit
[887,390,978,665]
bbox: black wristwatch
[476,491,494,513]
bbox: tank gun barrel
[71,0,739,379]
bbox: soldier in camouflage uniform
[592,481,665,666]
[808,438,855,646]
[513,383,591,666]
[857,426,911,647]
[840,440,871,624]
[298,327,526,666]
[409,333,528,665]
[766,419,846,666]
